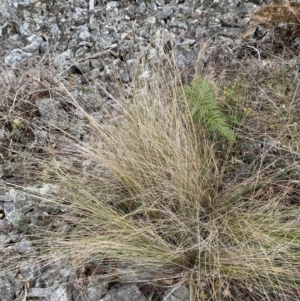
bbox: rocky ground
[1,0,300,300]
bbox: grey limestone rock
[27,287,52,298]
[163,285,190,301]
[0,277,14,301]
[170,19,188,31]
[12,279,24,298]
[36,98,69,130]
[50,284,70,301]
[0,0,253,83]
[0,234,7,250]
[16,236,34,254]
[3,202,23,228]
[0,179,6,201]
[4,48,32,67]
[53,49,72,69]
[20,262,42,282]
[23,34,48,54]
[86,276,109,301]
[100,284,147,301]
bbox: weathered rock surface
[163,285,189,301]
[100,284,148,301]
[0,0,254,78]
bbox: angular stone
[163,285,189,301]
[13,280,24,299]
[85,276,108,301]
[27,287,52,298]
[170,19,188,30]
[0,277,14,301]
[0,234,7,249]
[100,284,147,301]
[20,262,42,282]
[36,98,69,130]
[3,202,23,228]
[4,189,27,207]
[4,48,32,66]
[16,236,34,254]
[162,5,174,18]
[0,184,5,203]
[78,30,91,42]
[50,284,71,301]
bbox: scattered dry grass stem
[2,54,300,300]
[242,0,300,39]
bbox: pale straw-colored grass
[7,59,300,300]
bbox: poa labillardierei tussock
[23,59,300,300]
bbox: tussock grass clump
[23,62,300,300]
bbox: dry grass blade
[242,0,300,39]
[3,57,300,300]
